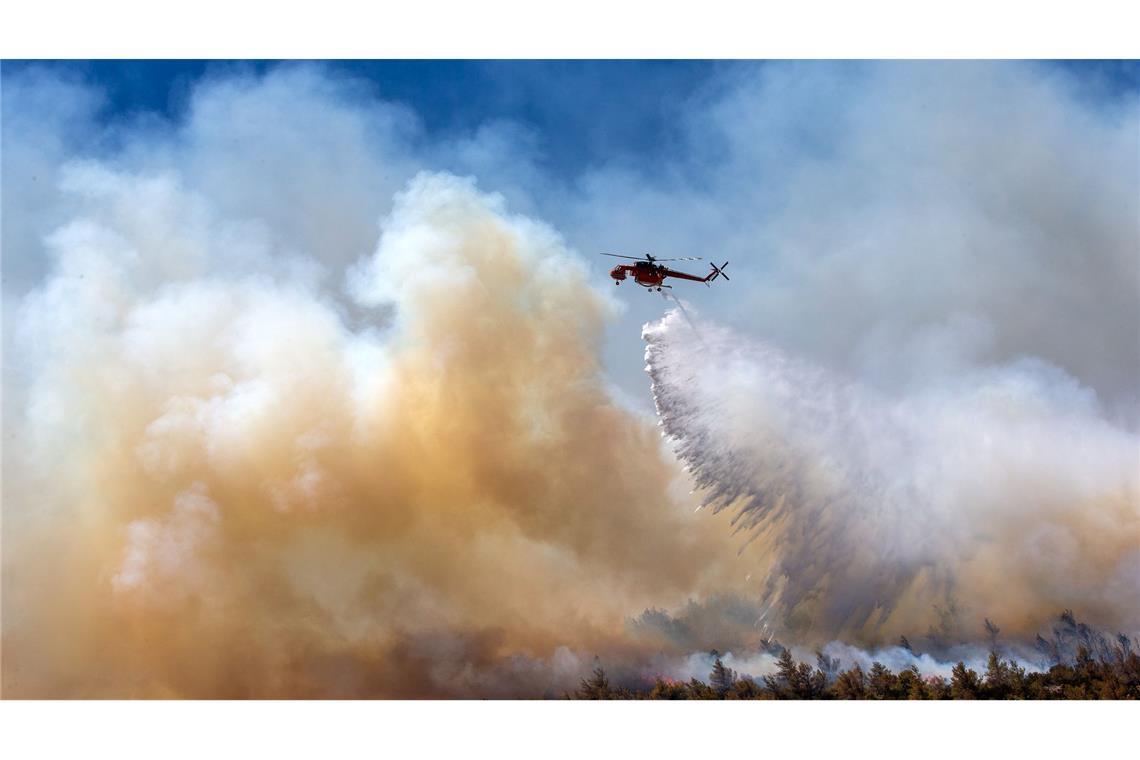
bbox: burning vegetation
[572,612,1140,700]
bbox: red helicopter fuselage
[609,261,713,289]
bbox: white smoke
[645,308,1140,644]
[112,483,220,601]
[567,63,1140,426]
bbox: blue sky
[2,60,730,175]
[6,59,1135,179]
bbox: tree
[951,662,981,700]
[1118,648,1140,698]
[764,648,800,698]
[727,676,764,699]
[926,675,951,700]
[709,651,737,697]
[983,651,1010,699]
[982,651,1026,699]
[575,667,612,699]
[985,618,1001,650]
[587,609,1140,700]
[765,649,826,699]
[834,665,867,699]
[648,678,691,700]
[868,662,900,699]
[816,651,841,683]
[897,665,926,700]
[686,677,716,699]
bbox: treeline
[572,613,1140,700]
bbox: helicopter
[602,253,729,292]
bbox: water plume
[645,308,1140,646]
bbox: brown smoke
[2,171,743,697]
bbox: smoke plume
[2,166,748,697]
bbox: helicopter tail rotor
[706,261,730,284]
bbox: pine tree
[709,651,737,697]
[764,648,827,699]
[727,676,764,699]
[950,662,981,699]
[897,665,925,700]
[834,665,867,699]
[648,678,690,699]
[985,618,1001,649]
[763,648,799,698]
[686,677,715,699]
[816,651,841,683]
[868,662,899,699]
[926,675,951,700]
[575,666,612,699]
[983,651,1014,699]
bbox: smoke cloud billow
[2,166,745,697]
[645,309,1140,646]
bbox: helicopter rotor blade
[599,253,645,261]
[707,261,730,282]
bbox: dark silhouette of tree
[1035,633,1060,666]
[1117,633,1134,658]
[1046,610,1115,663]
[763,648,799,698]
[764,648,826,699]
[575,666,613,699]
[816,651,841,683]
[985,618,1001,650]
[709,651,737,697]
